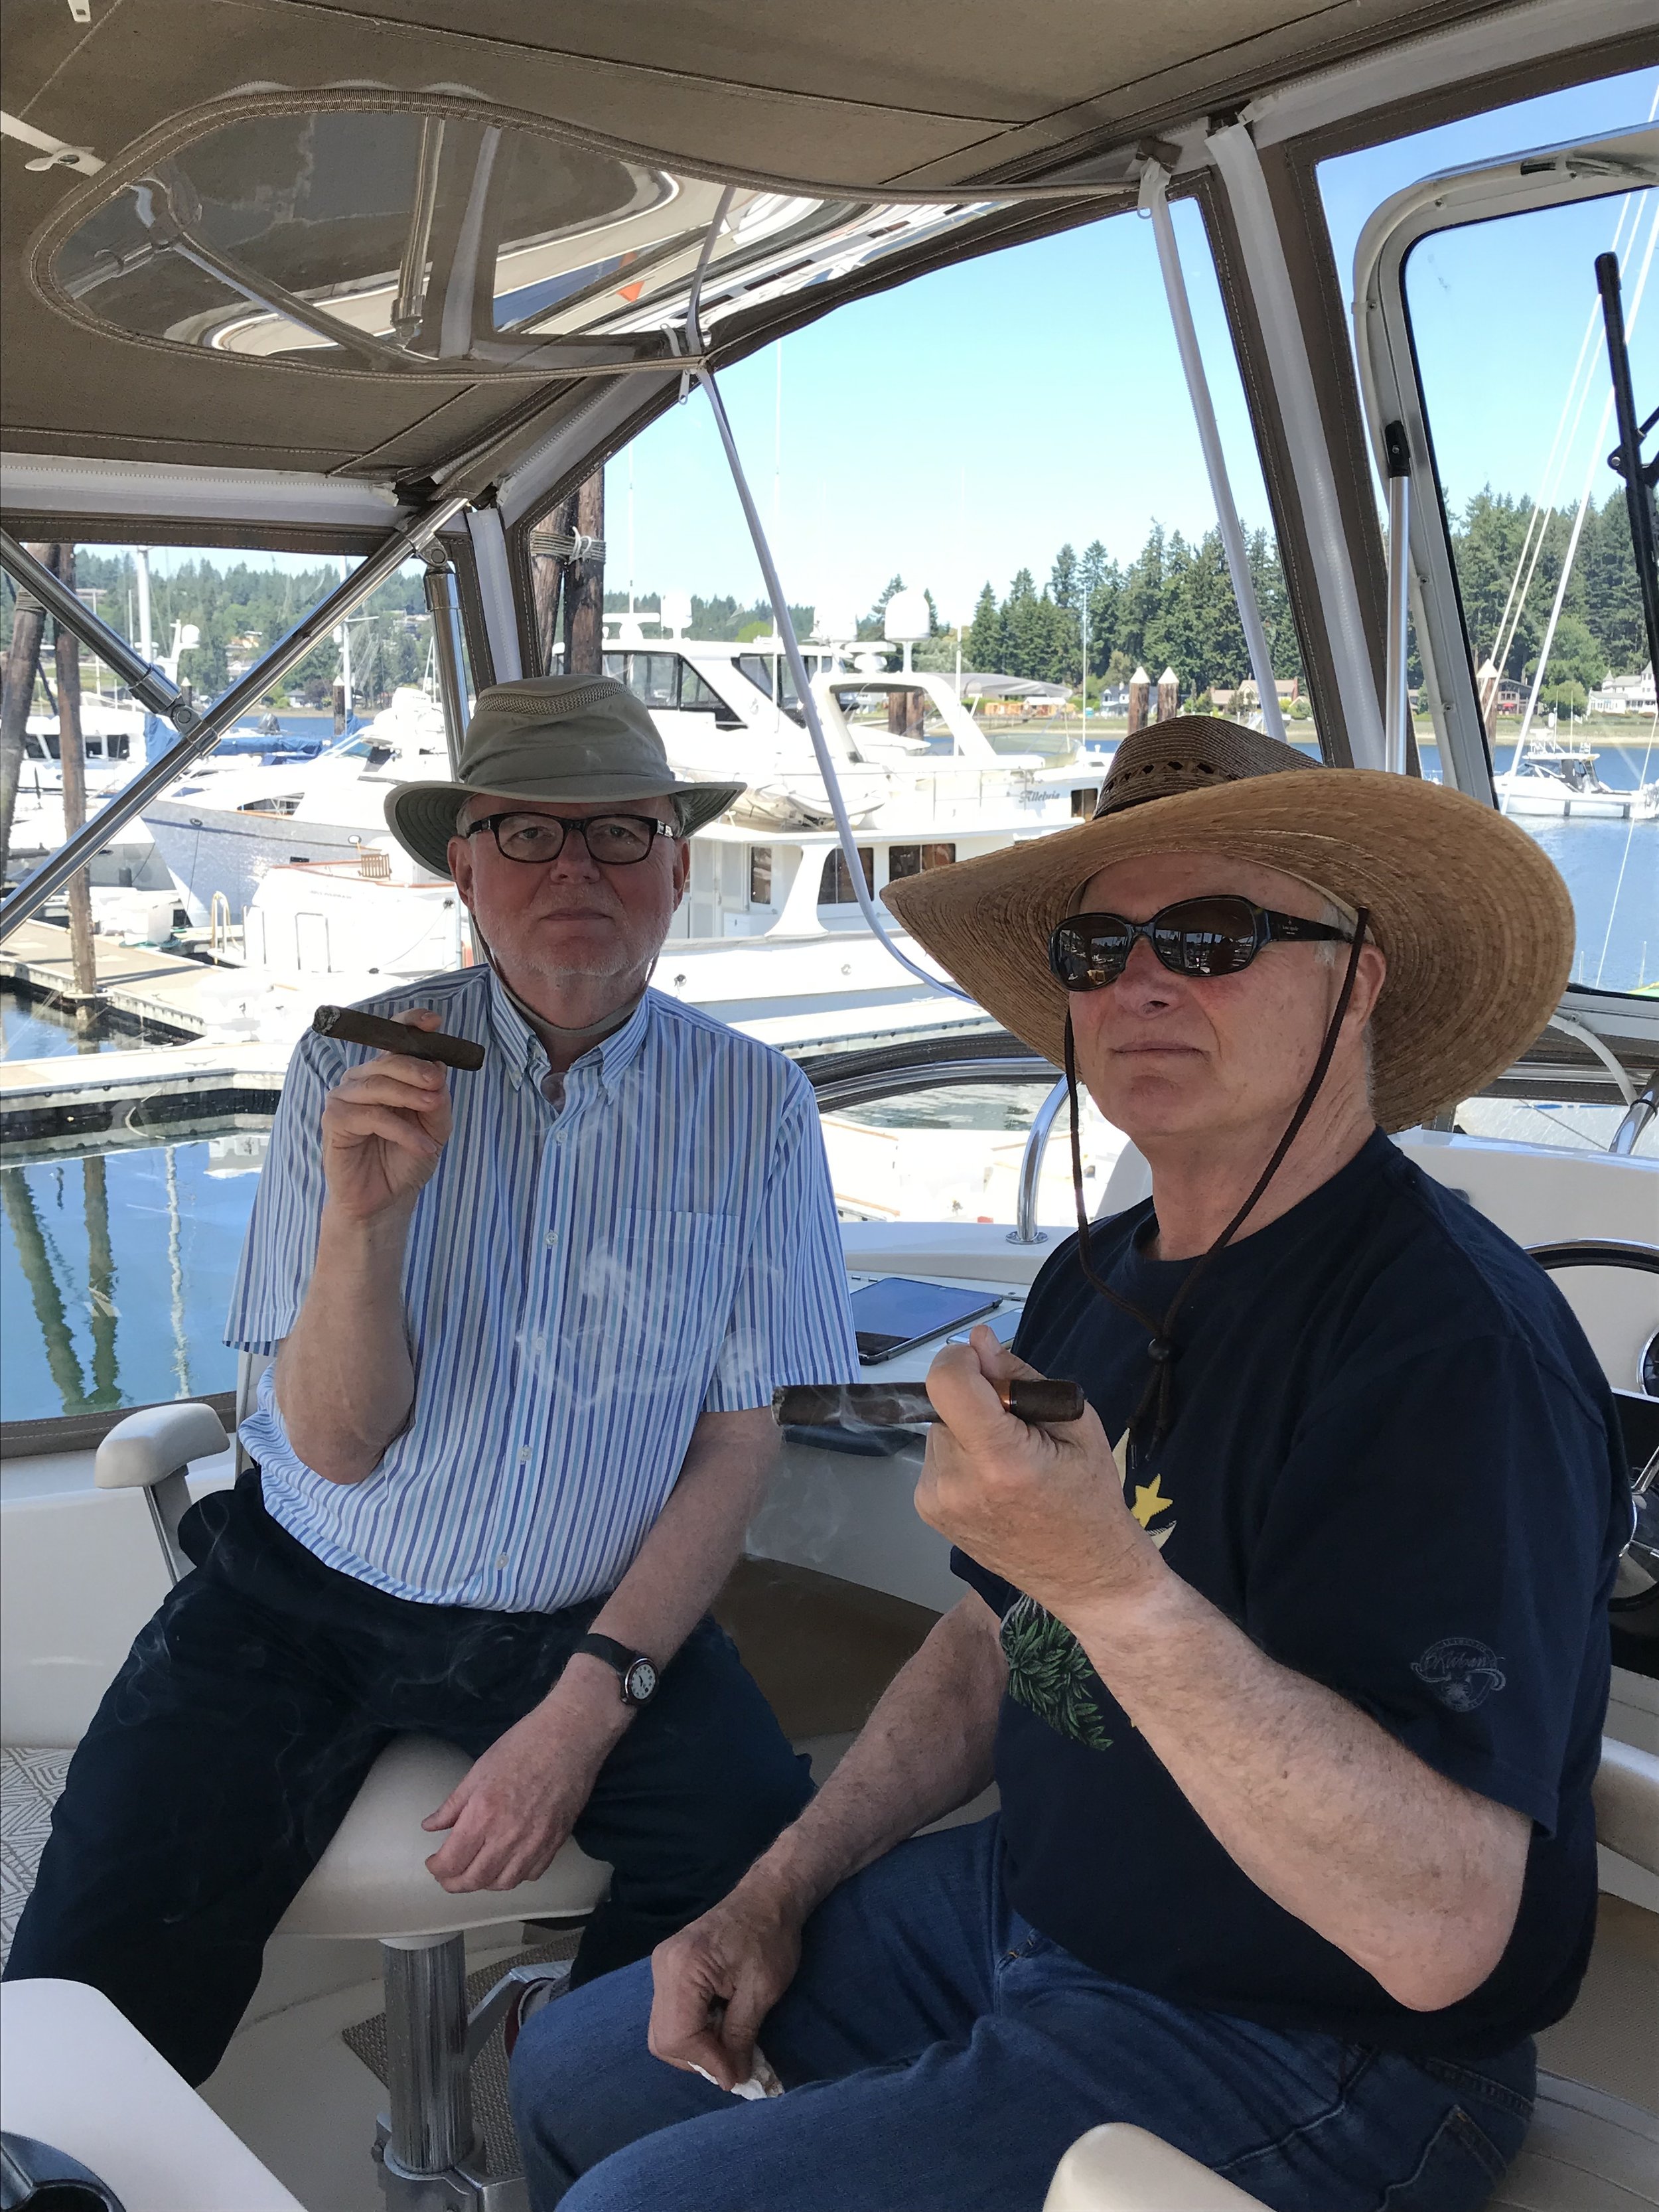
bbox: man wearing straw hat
[7,677,857,2086]
[512,721,1628,2211]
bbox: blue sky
[140,64,1657,618]
[609,64,1657,627]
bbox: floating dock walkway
[0,920,212,1037]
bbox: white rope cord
[1493,186,1646,678]
[1138,157,1286,743]
[1492,82,1659,680]
[1508,194,1659,794]
[685,191,972,1000]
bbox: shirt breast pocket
[573,1208,741,1406]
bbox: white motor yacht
[1496,734,1659,821]
[142,644,1096,925]
[1,7,1656,2211]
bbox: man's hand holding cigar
[915,1325,1161,1626]
[317,1007,455,1222]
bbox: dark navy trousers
[3,1471,812,2085]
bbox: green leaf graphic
[1000,1594,1114,1752]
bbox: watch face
[624,1658,658,1704]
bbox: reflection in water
[166,1147,190,1399]
[84,1153,119,1407]
[1,1164,91,1412]
[0,1136,265,1422]
[0,991,172,1061]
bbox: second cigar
[774,1379,1085,1428]
[313,1003,486,1070]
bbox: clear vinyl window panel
[821,1080,1128,1229]
[48,104,1007,376]
[1402,189,1658,995]
[0,543,473,1422]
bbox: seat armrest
[1045,2126,1267,2210]
[95,1404,231,1491]
[1594,1737,1659,1877]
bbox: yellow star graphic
[1130,1474,1173,1528]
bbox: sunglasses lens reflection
[1052,899,1263,988]
[1155,898,1259,975]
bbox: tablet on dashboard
[849,1278,1003,1364]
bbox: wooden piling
[1475,658,1500,745]
[0,542,53,882]
[49,544,100,1029]
[1127,664,1151,733]
[565,468,607,674]
[1157,666,1181,721]
[530,504,569,673]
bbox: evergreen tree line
[959,528,1297,698]
[948,486,1648,705]
[4,483,1644,713]
[602,590,816,640]
[1448,487,1648,709]
[0,555,429,705]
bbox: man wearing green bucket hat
[8,678,857,2085]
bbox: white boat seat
[1045,2079,1659,2212]
[277,1733,609,1941]
[1590,1737,1659,1877]
[1044,1741,1659,2212]
[90,1399,613,2196]
[1489,2074,1659,2210]
[1045,2124,1263,2208]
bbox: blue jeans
[5,1473,812,2085]
[510,1817,1534,2211]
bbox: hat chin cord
[1064,911,1370,1449]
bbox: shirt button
[518,1447,530,1464]
[545,1230,558,1247]
[497,1552,509,1572]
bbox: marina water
[1,731,1653,1421]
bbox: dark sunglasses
[464,810,678,867]
[1049,897,1352,990]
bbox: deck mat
[0,1745,74,1970]
[342,1930,581,2180]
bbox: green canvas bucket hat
[384,675,746,879]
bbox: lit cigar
[773,1379,1085,1429]
[312,1003,486,1070]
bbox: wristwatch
[572,1632,659,1707]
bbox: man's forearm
[739,1597,1005,1925]
[544,1408,782,1735]
[275,1203,417,1483]
[1070,1569,1530,2009]
[585,1410,779,1665]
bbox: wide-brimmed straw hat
[385,675,745,879]
[881,717,1573,1132]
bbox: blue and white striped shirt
[226,968,857,1612]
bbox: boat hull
[145,800,369,921]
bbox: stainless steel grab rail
[1612,1082,1657,1158]
[0,492,470,940]
[1010,1074,1071,1247]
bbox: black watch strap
[573,1632,659,1706]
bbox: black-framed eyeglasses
[1049,897,1352,990]
[464,810,679,867]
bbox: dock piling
[49,544,100,1031]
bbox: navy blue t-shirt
[952,1130,1626,2059]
